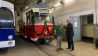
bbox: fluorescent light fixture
[65,0,72,3]
[64,0,75,4]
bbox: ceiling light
[64,0,75,4]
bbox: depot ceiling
[4,0,52,11]
[4,0,36,11]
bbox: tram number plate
[8,41,13,46]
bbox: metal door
[70,16,81,41]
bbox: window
[0,7,14,28]
[26,12,31,25]
[87,14,93,24]
[32,13,52,23]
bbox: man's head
[67,18,71,24]
[66,16,72,24]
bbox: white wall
[47,0,98,42]
[49,0,98,25]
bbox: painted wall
[48,0,98,42]
[49,0,97,25]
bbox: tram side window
[26,12,31,25]
[40,14,52,23]
[34,12,41,23]
[34,13,47,23]
[40,15,46,22]
[0,7,14,28]
[31,11,52,23]
[46,15,52,23]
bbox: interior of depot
[5,0,98,48]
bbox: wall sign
[74,22,78,27]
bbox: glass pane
[87,14,93,24]
[0,7,14,28]
[35,14,52,23]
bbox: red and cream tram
[20,2,54,44]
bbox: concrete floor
[0,36,71,56]
[0,36,98,56]
[51,40,98,56]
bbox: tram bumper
[0,40,15,48]
[0,29,15,48]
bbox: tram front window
[40,15,52,23]
[0,7,14,28]
[34,13,52,23]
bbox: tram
[0,0,15,48]
[20,1,54,44]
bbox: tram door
[70,16,81,41]
[0,7,15,48]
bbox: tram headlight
[8,35,13,40]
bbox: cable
[31,11,55,36]
[31,15,45,36]
[45,16,55,35]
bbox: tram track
[35,43,56,56]
[36,44,74,56]
[49,44,75,56]
[37,46,53,56]
[20,36,74,56]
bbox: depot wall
[51,0,98,25]
[50,0,98,42]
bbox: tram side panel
[22,24,53,41]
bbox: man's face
[67,19,70,24]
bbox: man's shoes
[59,48,63,50]
[56,49,59,52]
[70,49,74,51]
[66,48,70,49]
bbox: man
[66,19,74,51]
[55,23,63,51]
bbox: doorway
[80,14,94,43]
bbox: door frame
[79,14,95,44]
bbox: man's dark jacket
[66,23,74,37]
